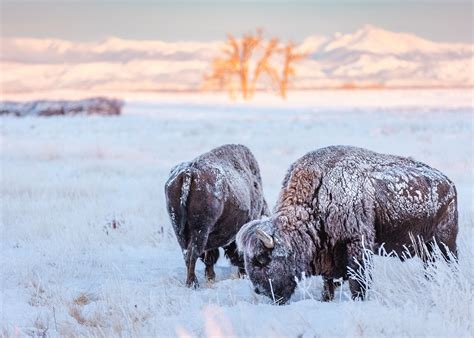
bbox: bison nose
[254,287,261,295]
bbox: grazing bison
[237,145,458,303]
[165,144,269,288]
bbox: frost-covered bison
[237,145,458,303]
[165,144,269,288]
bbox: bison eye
[252,253,270,267]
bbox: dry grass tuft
[73,292,96,306]
[68,306,105,328]
[28,279,51,307]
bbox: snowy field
[1,90,473,337]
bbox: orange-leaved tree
[205,30,281,99]
[278,42,308,99]
[205,30,308,99]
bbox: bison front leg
[224,241,246,276]
[322,277,336,302]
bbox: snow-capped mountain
[1,25,472,97]
[295,25,473,88]
[305,24,472,56]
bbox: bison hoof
[205,268,216,282]
[186,277,199,289]
[321,291,334,302]
[351,292,365,301]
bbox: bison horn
[256,228,274,249]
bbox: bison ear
[255,228,275,249]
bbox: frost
[1,93,471,337]
[0,97,123,116]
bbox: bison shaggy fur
[237,145,458,303]
[165,144,269,287]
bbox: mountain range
[1,25,472,96]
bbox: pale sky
[1,0,473,43]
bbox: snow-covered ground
[1,90,473,337]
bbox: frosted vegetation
[1,90,472,336]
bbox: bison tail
[178,168,194,238]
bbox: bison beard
[165,144,269,288]
[237,145,458,303]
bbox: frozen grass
[1,91,473,337]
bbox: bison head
[236,218,299,304]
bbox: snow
[0,98,123,116]
[1,90,473,336]
[2,25,473,97]
[320,24,471,55]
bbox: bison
[237,145,458,303]
[165,144,269,288]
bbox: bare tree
[205,31,308,99]
[278,42,308,99]
[234,31,261,99]
[206,30,263,99]
[207,57,239,99]
[249,37,280,98]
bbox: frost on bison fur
[237,145,458,303]
[165,144,269,288]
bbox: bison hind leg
[430,197,458,262]
[185,247,200,288]
[201,249,220,282]
[223,241,246,276]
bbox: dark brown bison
[237,145,458,303]
[165,144,269,288]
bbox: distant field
[1,90,472,337]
